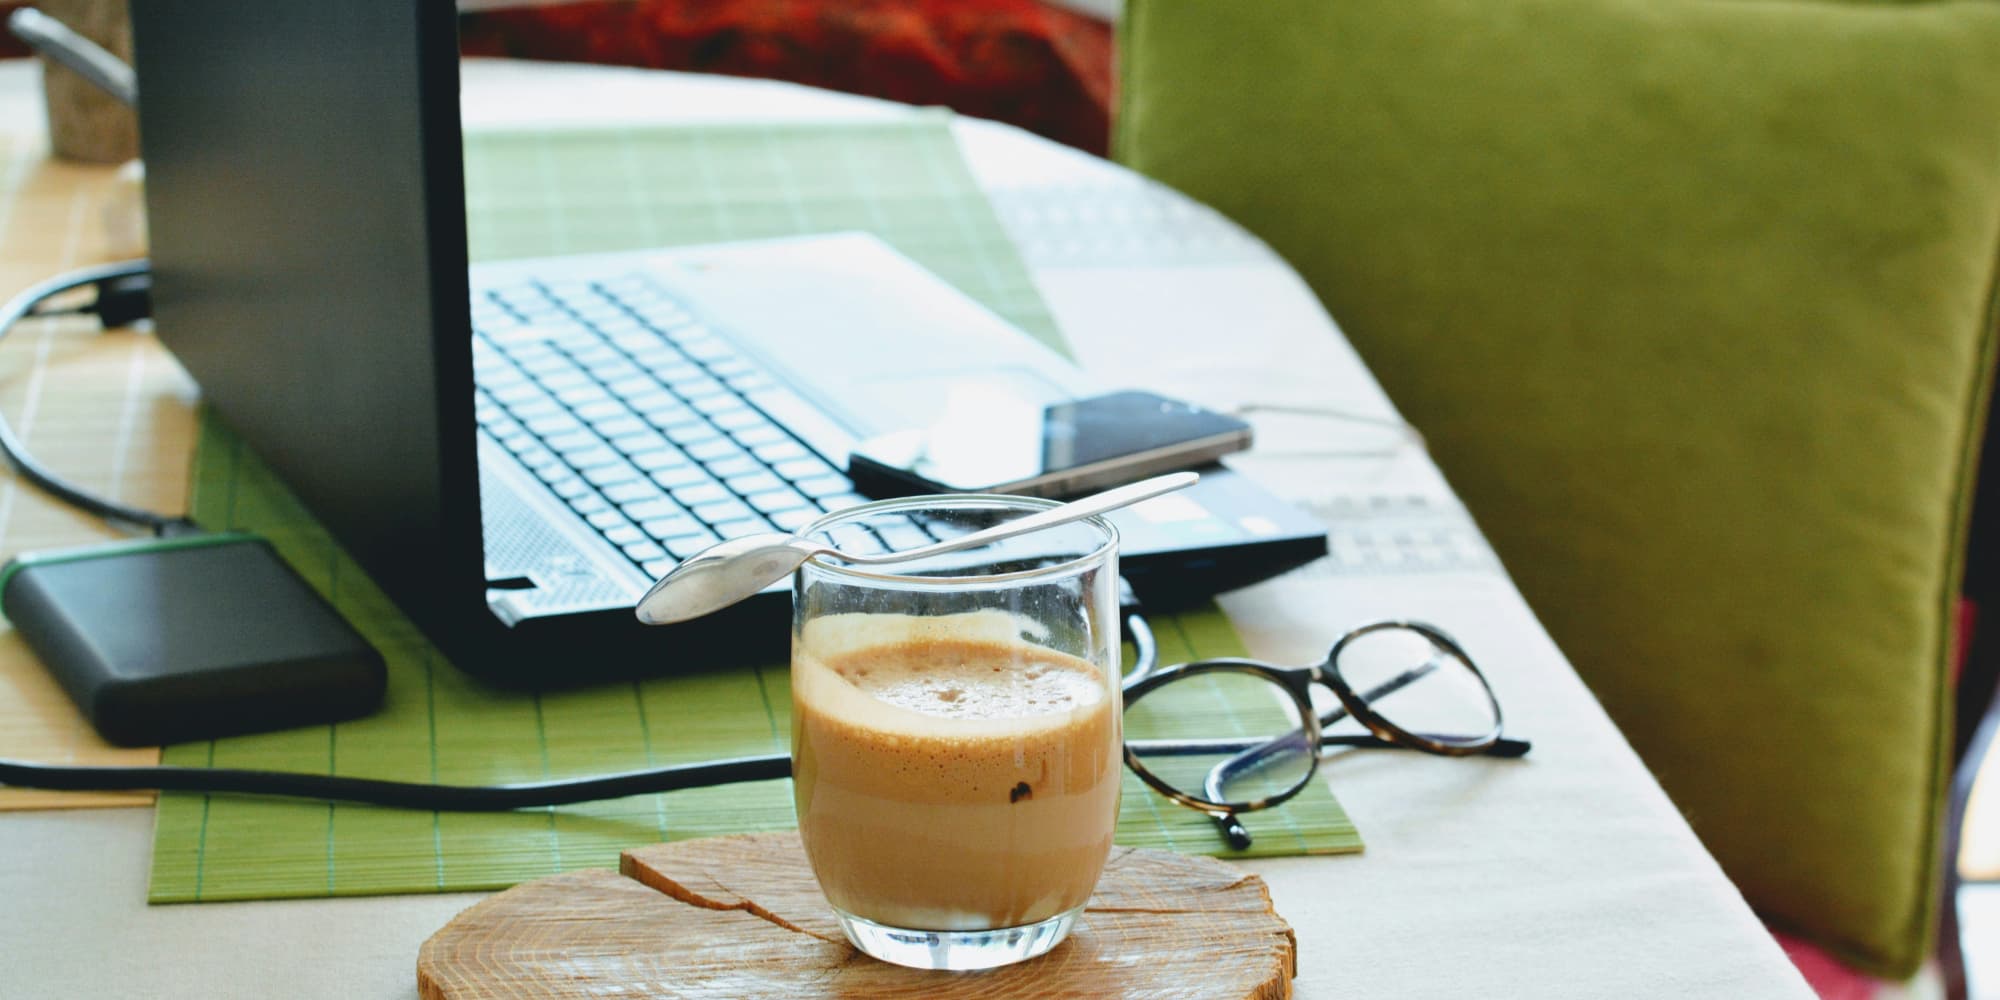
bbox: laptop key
[623,388,677,411]
[586,509,627,530]
[671,483,731,507]
[570,492,609,515]
[567,446,620,469]
[584,463,642,487]
[639,403,700,430]
[651,362,704,384]
[570,344,622,367]
[722,371,775,394]
[770,507,818,532]
[603,481,663,505]
[491,382,545,406]
[586,360,643,386]
[633,449,693,473]
[729,424,786,447]
[686,439,744,464]
[605,525,645,547]
[596,416,648,439]
[693,499,753,524]
[876,522,932,551]
[649,466,711,491]
[653,349,704,371]
[704,455,760,480]
[751,439,810,464]
[666,422,720,446]
[818,493,870,514]
[611,431,670,455]
[690,393,742,416]
[608,377,659,400]
[773,456,835,481]
[827,524,885,555]
[555,384,613,409]
[623,498,686,523]
[595,316,646,340]
[574,400,627,422]
[500,341,554,364]
[640,514,705,540]
[623,541,668,563]
[746,488,811,514]
[725,471,785,496]
[678,336,736,364]
[665,531,722,560]
[477,365,525,391]
[523,411,582,437]
[642,558,674,579]
[516,446,560,471]
[544,430,601,454]
[675,377,730,401]
[550,476,590,499]
[711,409,767,432]
[712,518,771,540]
[794,475,849,499]
[516,353,572,377]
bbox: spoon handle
[836,471,1199,566]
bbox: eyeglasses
[1120,620,1530,849]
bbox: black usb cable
[0,259,197,536]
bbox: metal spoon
[634,471,1198,625]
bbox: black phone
[846,389,1252,499]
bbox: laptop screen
[132,0,485,647]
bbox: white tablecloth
[0,59,1815,999]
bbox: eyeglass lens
[1328,626,1498,748]
[1123,669,1316,811]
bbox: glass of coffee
[790,494,1122,971]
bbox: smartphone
[846,389,1252,499]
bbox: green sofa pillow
[1117,0,2000,978]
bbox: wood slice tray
[418,832,1296,999]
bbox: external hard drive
[0,532,386,746]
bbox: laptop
[127,1,1327,684]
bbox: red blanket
[460,0,1115,154]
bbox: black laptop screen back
[130,1,482,638]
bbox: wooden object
[36,0,136,163]
[418,832,1297,999]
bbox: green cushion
[1116,0,2000,978]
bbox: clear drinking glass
[790,494,1122,971]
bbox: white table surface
[0,59,1816,999]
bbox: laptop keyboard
[470,273,882,582]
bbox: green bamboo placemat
[148,117,1358,903]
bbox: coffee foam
[792,612,1119,804]
[794,611,1108,740]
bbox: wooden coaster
[418,831,1296,999]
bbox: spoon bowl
[634,472,1198,625]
